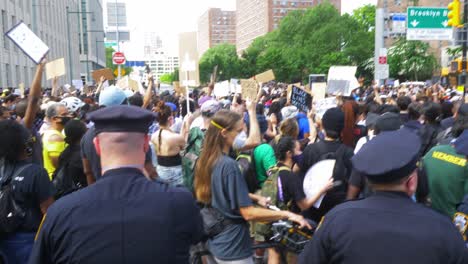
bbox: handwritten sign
[18,83,25,97]
[214,80,230,97]
[311,82,327,101]
[314,97,337,119]
[116,76,129,89]
[128,78,139,92]
[290,86,312,113]
[327,66,359,96]
[254,69,275,83]
[240,79,258,100]
[5,22,49,64]
[92,68,115,83]
[72,80,84,91]
[45,58,66,80]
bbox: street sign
[375,64,389,80]
[114,68,126,77]
[407,7,452,40]
[392,13,407,34]
[379,48,387,64]
[105,42,117,48]
[112,52,126,65]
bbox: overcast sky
[117,0,377,58]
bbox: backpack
[52,162,84,200]
[236,148,260,193]
[254,165,291,240]
[315,143,349,191]
[182,127,205,192]
[0,162,32,235]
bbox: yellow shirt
[42,129,66,180]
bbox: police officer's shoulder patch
[453,212,468,241]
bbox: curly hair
[0,120,29,162]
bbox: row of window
[1,63,35,88]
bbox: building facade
[103,0,130,42]
[145,52,179,81]
[79,0,106,84]
[197,8,236,58]
[236,0,341,53]
[0,0,81,89]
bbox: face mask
[292,153,303,165]
[233,131,248,150]
[58,116,71,126]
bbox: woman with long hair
[151,101,191,186]
[0,120,55,263]
[194,109,310,263]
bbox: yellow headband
[211,120,225,130]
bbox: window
[12,16,17,52]
[24,66,29,86]
[5,64,11,87]
[15,65,20,86]
[2,10,8,49]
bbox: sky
[117,0,377,58]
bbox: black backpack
[236,148,260,193]
[0,162,32,235]
[315,143,349,191]
[52,162,83,199]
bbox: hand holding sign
[241,79,258,101]
[6,22,49,64]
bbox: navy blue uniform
[29,168,203,264]
[299,191,468,264]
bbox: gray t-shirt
[207,155,253,261]
[80,126,153,180]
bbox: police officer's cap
[87,105,156,135]
[351,128,421,183]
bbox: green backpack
[254,165,291,241]
[182,127,205,192]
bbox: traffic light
[448,0,461,27]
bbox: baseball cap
[99,86,127,107]
[201,100,221,117]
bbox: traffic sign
[375,64,389,80]
[407,7,452,40]
[379,57,387,64]
[112,52,126,65]
[114,68,126,77]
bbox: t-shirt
[296,113,310,140]
[253,144,277,187]
[277,163,306,214]
[42,129,66,179]
[81,126,153,180]
[423,144,468,217]
[208,155,253,261]
[5,160,55,232]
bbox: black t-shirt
[58,144,87,187]
[5,160,56,232]
[277,163,306,214]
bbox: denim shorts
[156,165,183,187]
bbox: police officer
[299,128,468,264]
[29,105,203,264]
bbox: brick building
[236,0,341,53]
[197,8,236,58]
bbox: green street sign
[407,7,452,40]
[105,42,117,48]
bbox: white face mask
[232,131,248,150]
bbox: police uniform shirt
[299,192,468,264]
[29,168,204,264]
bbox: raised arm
[142,74,154,109]
[23,60,46,129]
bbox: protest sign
[72,80,84,91]
[230,79,241,94]
[311,82,327,101]
[18,83,25,97]
[290,86,312,113]
[116,76,129,89]
[303,160,335,208]
[314,97,337,119]
[327,66,359,96]
[254,70,275,83]
[92,68,115,83]
[45,58,66,80]
[240,79,258,100]
[6,22,49,64]
[214,80,230,97]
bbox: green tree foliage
[388,38,438,81]
[159,68,179,84]
[199,44,241,84]
[105,47,132,76]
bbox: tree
[388,38,438,81]
[105,47,132,77]
[159,68,179,84]
[199,44,242,84]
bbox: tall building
[236,0,341,53]
[144,32,163,57]
[198,8,236,57]
[79,0,106,84]
[178,32,200,86]
[145,51,179,81]
[103,0,130,42]
[0,0,80,89]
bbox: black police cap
[351,128,421,183]
[87,105,156,135]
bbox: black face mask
[58,116,71,126]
